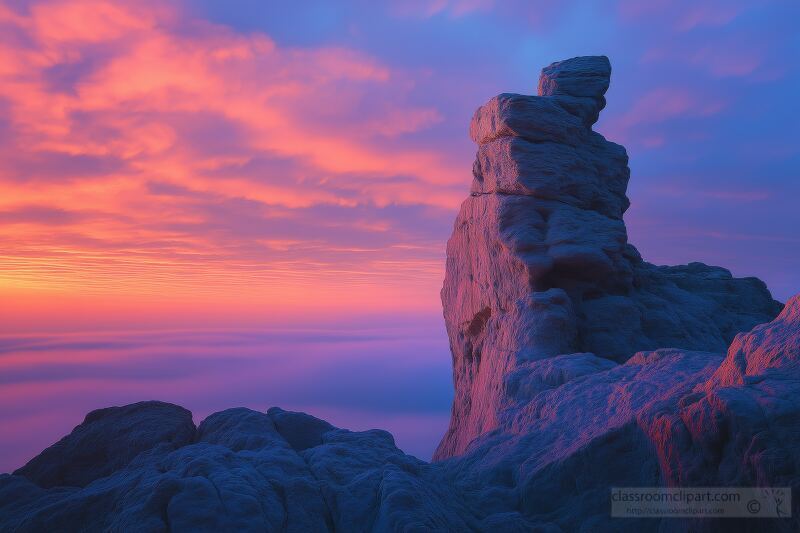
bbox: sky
[1,0,798,332]
[0,0,799,467]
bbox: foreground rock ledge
[2,57,798,532]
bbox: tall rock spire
[435,56,782,460]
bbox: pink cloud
[690,44,763,78]
[0,0,464,310]
[675,4,743,31]
[29,0,165,43]
[652,183,770,202]
[390,0,495,18]
[600,87,728,146]
[619,0,745,31]
[642,40,768,80]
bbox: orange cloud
[0,0,464,323]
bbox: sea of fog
[0,323,453,473]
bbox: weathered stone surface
[12,400,195,489]
[267,406,335,452]
[538,55,611,126]
[471,133,630,218]
[469,93,585,146]
[436,55,783,459]
[538,55,611,100]
[0,403,484,532]
[708,293,800,388]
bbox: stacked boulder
[436,55,782,459]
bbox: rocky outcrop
[436,55,782,459]
[1,57,798,532]
[13,401,195,489]
[442,296,800,530]
[708,294,800,388]
[1,404,479,532]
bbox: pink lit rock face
[708,293,800,388]
[435,55,782,460]
[2,57,799,532]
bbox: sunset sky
[0,0,800,331]
[1,0,799,467]
[1,0,798,333]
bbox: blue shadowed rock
[12,400,195,488]
[538,55,611,126]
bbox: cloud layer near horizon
[1,0,798,329]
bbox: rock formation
[2,404,476,531]
[1,57,798,532]
[436,55,782,459]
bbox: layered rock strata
[435,55,782,459]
